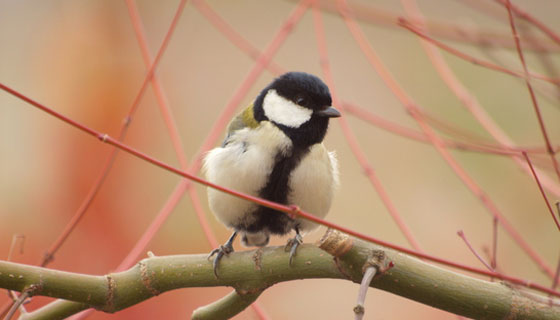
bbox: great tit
[203,72,340,276]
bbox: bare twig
[338,0,554,277]
[313,0,423,252]
[491,217,498,270]
[457,230,494,271]
[3,59,559,303]
[354,251,392,320]
[522,152,560,231]
[1,235,27,319]
[3,290,30,320]
[354,267,376,320]
[504,0,560,181]
[295,0,560,51]
[494,0,560,46]
[398,18,560,86]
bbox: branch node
[318,228,354,258]
[287,205,301,220]
[252,248,263,271]
[105,274,116,312]
[139,260,160,297]
[363,249,391,275]
[353,304,365,315]
[97,133,109,143]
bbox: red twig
[2,82,560,299]
[522,152,560,231]
[125,0,189,169]
[494,0,560,46]
[312,1,423,252]
[337,0,554,278]
[344,102,550,157]
[115,0,312,273]
[34,0,189,270]
[504,0,560,182]
[310,0,558,51]
[491,217,498,270]
[67,1,312,318]
[553,251,560,291]
[398,18,560,86]
[189,0,558,163]
[398,0,560,201]
[124,0,220,253]
[457,230,494,271]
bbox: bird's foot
[208,232,237,277]
[285,232,303,265]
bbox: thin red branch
[344,102,549,157]
[494,0,560,46]
[66,1,312,318]
[125,0,189,169]
[337,0,555,278]
[312,1,423,252]
[522,152,560,231]
[397,0,560,201]
[504,0,560,182]
[491,217,498,270]
[114,0,312,278]
[33,0,189,270]
[190,0,558,162]
[124,0,220,252]
[2,82,560,299]
[306,0,559,51]
[457,230,494,271]
[399,0,560,280]
[553,251,560,291]
[398,18,560,86]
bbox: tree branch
[0,229,558,319]
[192,289,264,320]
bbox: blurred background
[1,0,559,319]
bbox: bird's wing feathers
[222,103,259,146]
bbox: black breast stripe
[242,146,309,235]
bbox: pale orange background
[1,1,559,319]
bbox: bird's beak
[315,106,341,118]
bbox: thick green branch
[192,289,264,320]
[0,230,558,320]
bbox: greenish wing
[222,103,259,146]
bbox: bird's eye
[296,97,307,106]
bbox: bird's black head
[253,72,340,148]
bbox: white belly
[288,144,338,233]
[203,121,338,235]
[203,122,291,227]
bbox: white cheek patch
[263,89,313,128]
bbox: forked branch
[0,229,558,320]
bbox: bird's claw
[208,242,234,277]
[285,233,303,265]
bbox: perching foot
[208,231,237,277]
[285,229,303,266]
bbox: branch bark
[0,229,558,319]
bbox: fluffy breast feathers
[204,122,291,228]
[203,119,338,233]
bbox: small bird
[203,72,340,276]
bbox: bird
[203,71,340,276]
